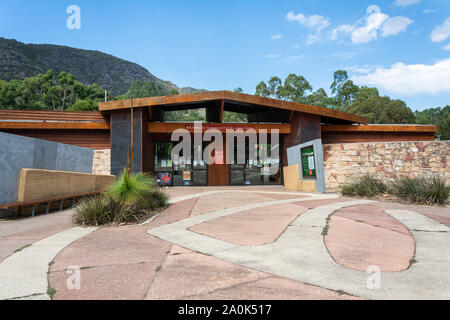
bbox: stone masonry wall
[92,149,111,176]
[323,141,450,191]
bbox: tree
[165,108,206,122]
[330,70,359,109]
[268,77,283,98]
[379,99,416,124]
[354,86,379,101]
[346,90,415,124]
[330,70,349,96]
[169,88,180,95]
[233,87,244,93]
[67,99,98,111]
[0,70,107,111]
[416,106,450,140]
[255,81,270,97]
[278,74,312,103]
[306,88,335,108]
[223,111,247,123]
[124,80,167,99]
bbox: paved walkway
[0,186,448,300]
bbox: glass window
[155,142,173,172]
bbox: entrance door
[208,144,229,186]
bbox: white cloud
[332,5,413,44]
[423,9,436,14]
[394,0,421,7]
[331,24,355,40]
[286,12,330,30]
[381,16,414,37]
[443,44,450,51]
[352,7,389,43]
[288,54,306,61]
[271,34,282,40]
[431,17,450,42]
[352,59,450,95]
[346,65,378,74]
[265,53,281,59]
[286,12,330,44]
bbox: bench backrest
[17,169,115,202]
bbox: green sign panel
[301,146,316,178]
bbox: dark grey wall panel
[0,132,94,204]
[55,143,93,173]
[110,108,145,176]
[33,139,57,170]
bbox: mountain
[0,38,203,95]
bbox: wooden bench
[0,191,103,217]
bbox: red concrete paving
[166,187,205,198]
[145,245,358,300]
[254,193,308,201]
[148,198,197,228]
[334,205,411,235]
[0,239,33,263]
[374,201,450,221]
[5,187,443,300]
[0,209,74,262]
[185,276,362,300]
[50,226,171,271]
[325,206,415,272]
[145,247,268,300]
[190,203,308,246]
[189,192,272,217]
[50,262,159,300]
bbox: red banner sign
[214,150,224,165]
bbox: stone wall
[323,141,450,190]
[93,149,111,176]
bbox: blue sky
[0,0,449,111]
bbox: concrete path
[1,187,448,300]
[0,226,96,300]
[148,194,450,300]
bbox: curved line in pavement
[148,199,450,300]
[0,226,97,300]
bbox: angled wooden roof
[0,110,108,122]
[98,90,369,124]
[0,110,110,130]
[322,124,438,133]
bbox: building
[0,91,444,189]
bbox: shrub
[341,174,449,205]
[74,170,170,226]
[106,169,156,204]
[341,175,387,197]
[389,176,449,205]
[73,195,133,226]
[134,188,170,212]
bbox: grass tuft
[341,175,449,205]
[47,287,57,298]
[14,244,31,253]
[390,176,449,205]
[73,169,169,226]
[341,175,387,197]
[106,169,156,204]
